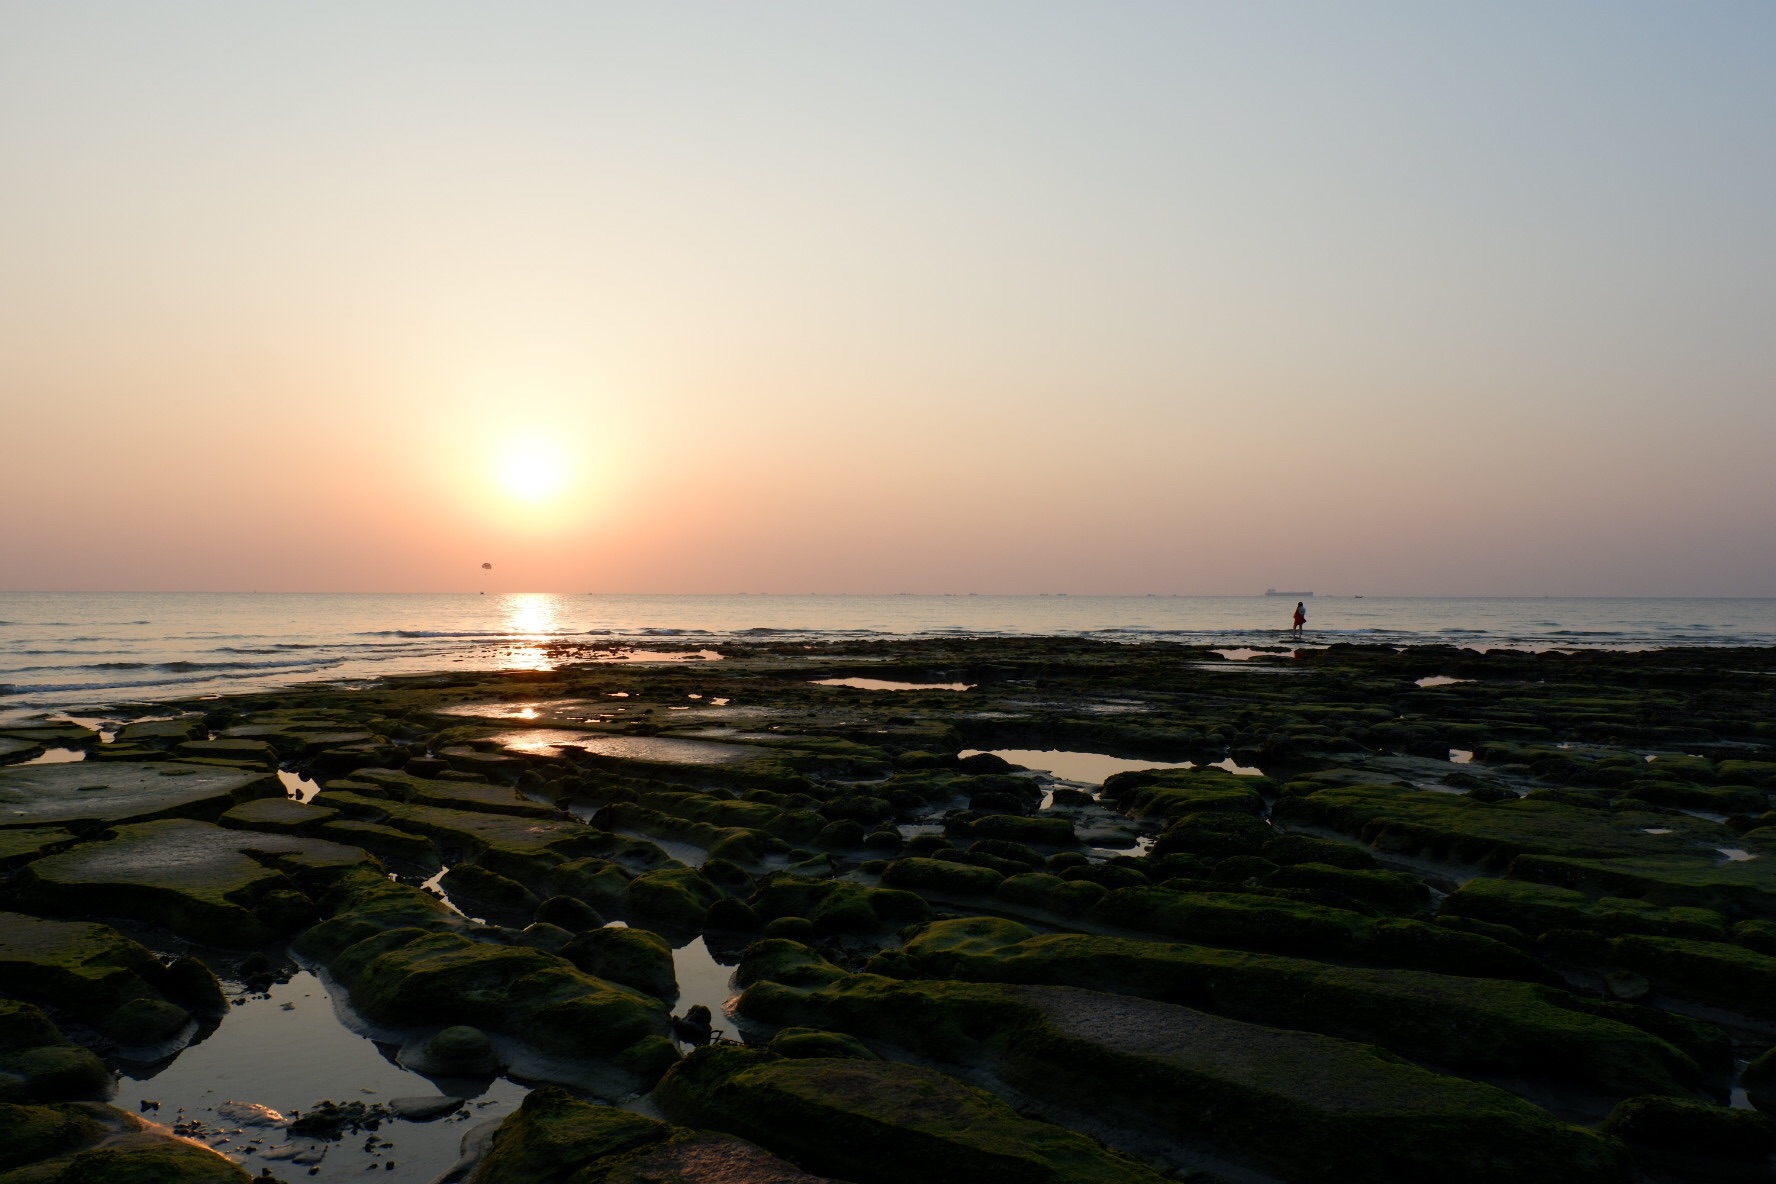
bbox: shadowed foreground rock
[655,1045,1171,1184]
[467,1085,847,1184]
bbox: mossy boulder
[465,1085,842,1184]
[1151,810,1273,859]
[0,1003,111,1105]
[656,1045,1173,1184]
[329,927,671,1071]
[99,997,190,1045]
[750,876,931,934]
[0,1044,113,1105]
[733,939,848,992]
[1601,1095,1776,1170]
[0,1100,250,1182]
[1264,833,1379,869]
[561,926,677,1001]
[1261,862,1429,915]
[0,1101,106,1172]
[439,864,542,919]
[960,814,1077,846]
[405,1024,500,1076]
[0,914,217,1027]
[465,1086,669,1183]
[535,895,606,932]
[1742,1045,1776,1115]
[768,1027,879,1061]
[995,872,1108,918]
[880,857,1003,898]
[1102,767,1268,820]
[293,865,459,962]
[625,867,723,931]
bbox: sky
[2,2,1772,596]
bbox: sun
[496,438,570,502]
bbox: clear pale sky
[3,3,1772,596]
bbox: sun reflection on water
[499,592,565,672]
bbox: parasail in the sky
[482,562,492,571]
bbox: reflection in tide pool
[812,678,973,691]
[491,731,751,764]
[962,749,1191,785]
[279,769,321,802]
[669,937,741,1043]
[962,748,1265,785]
[123,969,525,1183]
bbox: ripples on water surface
[3,591,1774,715]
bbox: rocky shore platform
[3,636,1776,1183]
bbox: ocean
[3,591,1775,718]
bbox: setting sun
[496,438,570,502]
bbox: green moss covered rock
[561,926,676,1001]
[656,1045,1173,1184]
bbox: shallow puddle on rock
[419,867,486,922]
[123,969,526,1183]
[1091,834,1156,859]
[669,937,740,1044]
[1212,648,1294,662]
[279,769,321,802]
[1415,676,1473,688]
[1448,749,1475,764]
[1717,848,1757,862]
[434,700,593,721]
[960,749,1192,786]
[491,732,753,765]
[17,747,87,765]
[812,678,974,691]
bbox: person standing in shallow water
[1291,601,1307,638]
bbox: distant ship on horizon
[1264,589,1313,597]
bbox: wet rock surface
[1,638,1775,1180]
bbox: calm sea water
[3,591,1774,718]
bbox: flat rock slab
[609,1131,851,1183]
[348,768,557,818]
[19,818,369,947]
[0,762,282,829]
[218,797,340,835]
[997,982,1625,1182]
[220,725,377,757]
[115,717,207,745]
[0,737,46,765]
[0,826,81,870]
[313,790,615,861]
[658,1047,1171,1184]
[0,723,100,747]
[176,739,279,768]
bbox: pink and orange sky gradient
[3,3,1772,596]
